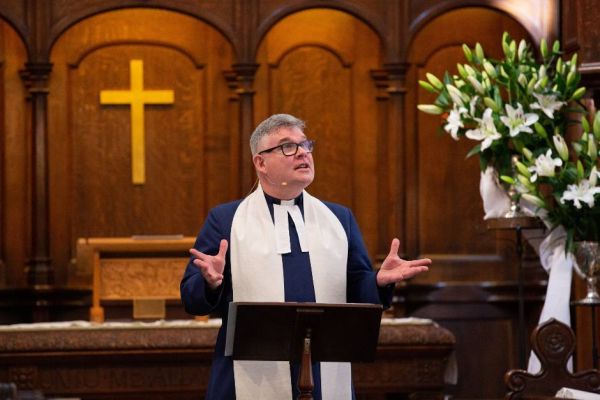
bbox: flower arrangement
[417,32,595,251]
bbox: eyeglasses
[258,140,315,156]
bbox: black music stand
[225,301,383,400]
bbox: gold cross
[100,59,174,185]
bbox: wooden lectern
[225,302,383,399]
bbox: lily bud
[517,39,527,61]
[500,175,515,185]
[566,70,576,87]
[463,44,473,62]
[502,33,511,58]
[552,40,560,54]
[522,147,533,161]
[483,60,497,78]
[577,160,584,180]
[457,63,468,79]
[521,193,546,209]
[593,111,600,139]
[509,41,516,61]
[540,38,549,59]
[467,76,485,94]
[570,86,586,101]
[417,104,444,115]
[426,73,444,90]
[483,97,500,112]
[588,134,597,161]
[571,53,578,68]
[516,161,531,178]
[446,84,465,106]
[582,115,590,133]
[517,174,534,190]
[475,43,485,61]
[464,64,477,77]
[591,166,598,187]
[534,122,548,139]
[419,80,436,93]
[556,57,563,74]
[518,73,528,87]
[553,135,569,161]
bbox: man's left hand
[377,238,431,287]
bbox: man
[180,114,431,400]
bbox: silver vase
[573,241,600,305]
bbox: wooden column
[370,63,409,257]
[20,62,54,287]
[224,63,259,196]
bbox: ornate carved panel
[47,9,234,280]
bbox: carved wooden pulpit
[73,236,195,322]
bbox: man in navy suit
[180,113,431,400]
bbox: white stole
[229,186,351,399]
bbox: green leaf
[466,143,481,158]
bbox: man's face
[253,126,315,198]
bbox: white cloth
[479,168,574,373]
[527,225,573,373]
[480,166,511,219]
[229,185,351,400]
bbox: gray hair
[250,114,306,155]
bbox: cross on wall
[100,59,174,185]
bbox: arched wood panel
[0,20,28,287]
[406,7,532,283]
[254,8,381,257]
[48,8,234,284]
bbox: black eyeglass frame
[257,139,315,156]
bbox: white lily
[444,104,467,140]
[499,103,539,137]
[530,92,565,119]
[465,108,501,150]
[528,149,562,182]
[468,96,479,117]
[560,179,600,209]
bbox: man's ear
[253,154,266,172]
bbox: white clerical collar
[273,199,308,254]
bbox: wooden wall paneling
[253,8,381,257]
[406,7,533,283]
[47,8,234,286]
[0,19,29,287]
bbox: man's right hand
[189,239,228,289]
